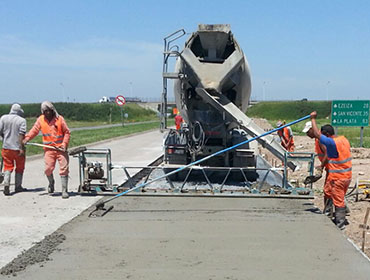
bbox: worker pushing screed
[308,111,352,230]
[23,101,71,199]
[302,121,331,212]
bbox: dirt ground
[253,118,370,258]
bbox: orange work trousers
[44,150,69,176]
[323,178,351,208]
[1,149,25,173]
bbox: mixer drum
[174,24,252,125]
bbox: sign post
[115,95,126,127]
[331,100,370,147]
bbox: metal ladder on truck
[160,29,186,132]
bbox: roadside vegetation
[25,121,163,156]
[0,102,174,156]
[247,101,370,148]
[0,102,157,125]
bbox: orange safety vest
[39,115,64,147]
[279,127,294,150]
[315,139,325,163]
[326,136,352,180]
[175,114,183,130]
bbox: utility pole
[129,82,133,97]
[326,81,330,101]
[60,82,65,102]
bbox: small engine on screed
[86,161,104,180]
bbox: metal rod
[95,114,310,209]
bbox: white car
[99,96,115,103]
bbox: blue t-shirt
[319,134,338,158]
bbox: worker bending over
[303,121,332,214]
[0,104,27,195]
[23,101,71,199]
[277,120,295,152]
[309,111,351,229]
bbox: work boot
[47,175,55,193]
[334,207,348,230]
[14,173,27,192]
[61,175,69,199]
[323,198,333,216]
[3,171,11,196]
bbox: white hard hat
[302,121,312,133]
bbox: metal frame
[160,29,186,131]
[114,164,313,198]
[74,148,114,192]
[283,151,316,189]
[355,179,370,202]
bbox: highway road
[1,129,370,279]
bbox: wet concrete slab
[0,129,163,270]
[3,196,370,279]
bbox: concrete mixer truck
[161,24,296,182]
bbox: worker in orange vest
[23,101,71,199]
[309,111,352,229]
[175,112,184,130]
[303,121,331,213]
[277,120,295,152]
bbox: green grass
[24,120,175,156]
[247,101,331,120]
[1,102,158,123]
[247,101,370,147]
[25,117,155,129]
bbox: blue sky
[0,0,369,104]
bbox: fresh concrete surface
[0,129,164,269]
[2,128,370,279]
[4,196,370,279]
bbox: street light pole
[60,82,65,102]
[326,81,330,101]
[129,82,133,97]
[262,81,266,101]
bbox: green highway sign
[331,100,370,127]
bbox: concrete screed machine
[161,24,314,193]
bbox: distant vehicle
[99,96,115,103]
